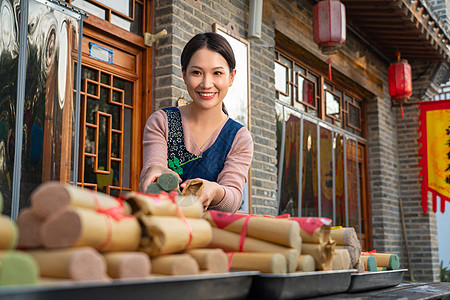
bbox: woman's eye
[214,71,222,75]
[192,70,201,75]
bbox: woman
[139,32,253,212]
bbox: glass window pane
[101,73,110,85]
[346,139,359,232]
[298,76,315,107]
[295,64,306,76]
[84,156,96,185]
[85,127,96,154]
[123,108,132,188]
[307,73,319,87]
[130,2,143,36]
[326,91,341,119]
[86,98,98,124]
[111,160,120,187]
[275,61,288,95]
[278,108,301,216]
[348,103,361,129]
[111,14,132,32]
[279,55,291,81]
[301,120,318,216]
[334,133,345,226]
[86,81,98,96]
[279,91,291,105]
[111,132,120,158]
[320,127,333,219]
[82,66,98,81]
[96,0,132,17]
[98,115,109,170]
[72,0,106,19]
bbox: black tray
[247,270,354,300]
[0,271,258,300]
[347,269,407,293]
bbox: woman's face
[182,48,236,111]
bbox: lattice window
[76,64,134,197]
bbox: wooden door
[74,26,143,196]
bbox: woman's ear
[229,69,236,87]
[182,70,187,84]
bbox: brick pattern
[395,104,440,282]
[151,0,441,280]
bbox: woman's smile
[198,92,216,99]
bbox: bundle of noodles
[151,254,199,276]
[289,217,335,270]
[362,252,400,271]
[297,255,315,272]
[204,211,302,274]
[139,215,212,256]
[17,182,156,283]
[184,248,228,274]
[331,227,362,269]
[331,249,351,270]
[103,251,151,279]
[40,206,141,252]
[124,192,203,218]
[16,208,44,249]
[125,185,213,257]
[203,211,301,249]
[227,252,287,274]
[27,247,109,281]
[30,181,132,219]
[0,212,18,250]
[0,250,40,286]
[0,193,40,287]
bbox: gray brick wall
[395,104,440,281]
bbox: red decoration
[388,59,412,104]
[313,0,346,55]
[418,100,450,213]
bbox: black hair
[181,32,236,73]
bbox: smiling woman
[139,32,254,213]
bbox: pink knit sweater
[140,109,253,212]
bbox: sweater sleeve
[139,110,169,182]
[208,127,254,212]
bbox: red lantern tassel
[328,57,332,81]
[400,103,404,118]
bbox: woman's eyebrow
[189,65,226,70]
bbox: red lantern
[313,0,346,55]
[388,59,412,104]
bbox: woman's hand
[138,164,181,193]
[181,179,225,210]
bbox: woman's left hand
[181,179,225,210]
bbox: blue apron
[163,107,243,182]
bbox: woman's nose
[200,75,214,88]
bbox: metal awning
[342,0,450,62]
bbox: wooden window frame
[274,47,372,250]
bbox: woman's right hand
[138,164,181,193]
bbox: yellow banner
[426,109,450,199]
